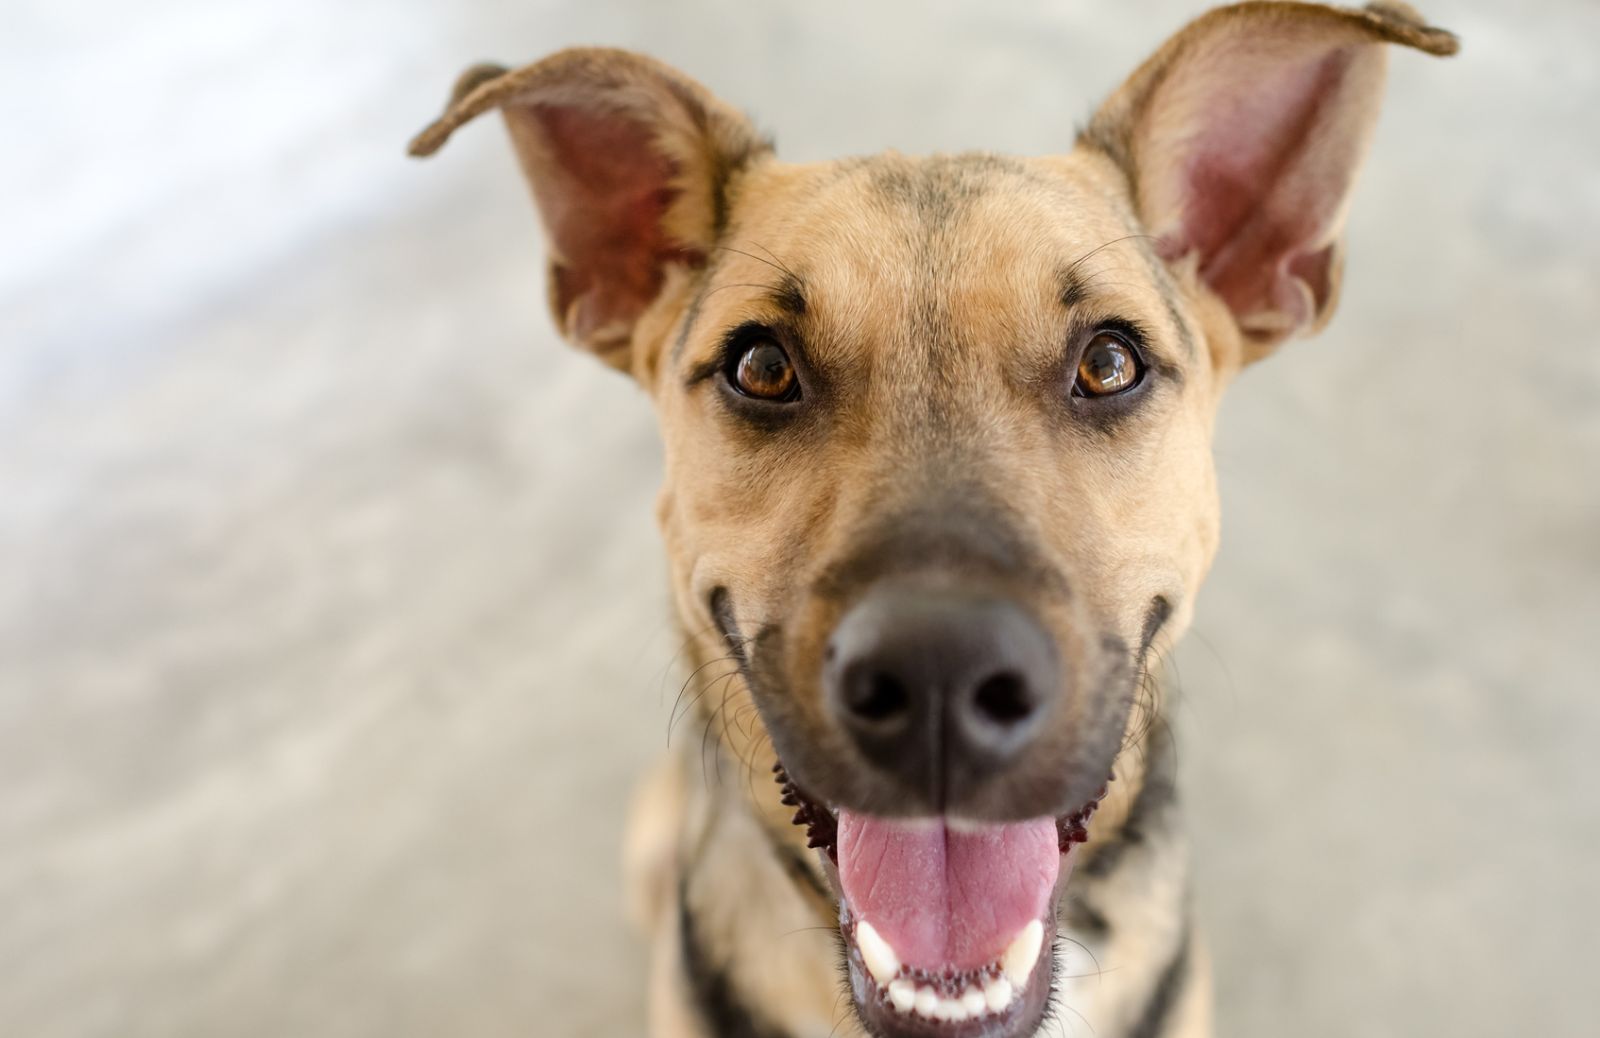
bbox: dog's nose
[823,585,1058,805]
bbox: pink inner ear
[533,104,699,345]
[1160,45,1357,335]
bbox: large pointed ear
[409,49,771,374]
[1083,2,1456,360]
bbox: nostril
[847,672,910,723]
[972,672,1033,726]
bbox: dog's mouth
[776,764,1104,1037]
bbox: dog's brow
[672,270,807,370]
[1058,238,1198,363]
[1058,268,1092,310]
[768,272,806,317]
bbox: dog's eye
[1073,330,1144,397]
[730,340,800,402]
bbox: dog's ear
[1083,2,1456,360]
[410,50,770,374]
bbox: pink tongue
[837,811,1059,971]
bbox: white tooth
[939,996,970,1022]
[962,988,988,1016]
[855,920,901,986]
[1002,919,1045,990]
[914,987,940,1017]
[887,979,917,1013]
[985,976,1015,1012]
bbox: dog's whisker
[667,658,741,746]
[665,654,730,735]
[1053,932,1107,987]
[739,725,776,806]
[652,616,727,708]
[777,924,840,940]
[700,281,787,303]
[1063,232,1158,283]
[825,983,861,1038]
[1069,278,1145,294]
[1048,992,1098,1038]
[712,242,797,281]
[674,663,738,738]
[712,675,743,778]
[730,711,773,804]
[1117,651,1158,759]
[742,239,801,281]
[698,668,747,788]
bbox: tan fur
[411,4,1455,1036]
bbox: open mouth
[776,764,1105,1037]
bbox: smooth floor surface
[3,2,1597,1036]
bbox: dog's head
[414,4,1453,1035]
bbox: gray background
[3,1,1596,1036]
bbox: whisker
[777,924,840,940]
[668,657,739,746]
[1054,932,1107,986]
[667,650,732,726]
[699,669,746,788]
[700,281,786,303]
[1064,233,1158,283]
[825,983,858,1038]
[713,242,796,281]
[740,724,775,805]
[1052,995,1097,1038]
[654,618,724,708]
[742,239,800,281]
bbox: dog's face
[413,5,1453,1036]
[653,150,1223,828]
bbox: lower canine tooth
[1002,919,1045,990]
[887,979,916,1013]
[855,920,901,986]
[914,988,939,1017]
[985,976,1015,1012]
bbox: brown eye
[732,340,800,401]
[1073,331,1144,397]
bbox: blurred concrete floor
[2,1,1597,1036]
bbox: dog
[410,3,1455,1035]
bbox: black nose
[823,584,1058,808]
